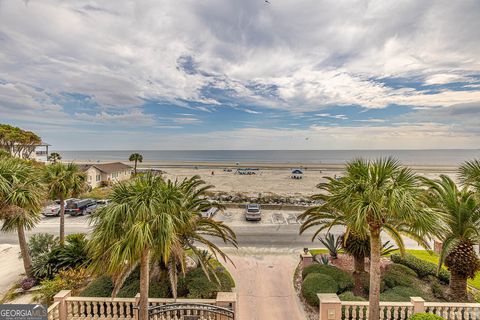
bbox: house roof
[80,162,132,174]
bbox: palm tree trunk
[352,253,365,296]
[368,228,381,320]
[17,224,32,276]
[449,270,468,301]
[139,248,150,320]
[134,160,137,176]
[59,196,65,246]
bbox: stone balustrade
[49,290,236,320]
[318,294,480,320]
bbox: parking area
[215,208,302,226]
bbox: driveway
[0,244,23,297]
[223,248,306,320]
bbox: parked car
[201,207,218,218]
[42,198,78,217]
[245,203,261,221]
[85,199,110,214]
[66,198,97,216]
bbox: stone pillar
[53,290,72,320]
[216,292,237,320]
[411,297,425,314]
[301,251,313,268]
[318,294,341,320]
[134,293,141,320]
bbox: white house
[79,162,132,188]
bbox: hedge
[390,254,450,283]
[301,264,353,291]
[383,263,417,288]
[380,286,425,302]
[185,267,234,299]
[117,281,170,298]
[338,291,366,301]
[79,276,113,297]
[409,313,445,320]
[301,273,339,306]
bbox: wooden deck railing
[318,294,480,320]
[49,290,236,320]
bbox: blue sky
[1,0,480,150]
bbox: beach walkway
[223,248,306,320]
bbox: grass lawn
[309,247,480,289]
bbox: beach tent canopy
[291,169,303,174]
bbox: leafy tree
[422,175,480,300]
[0,124,42,159]
[48,152,62,164]
[129,153,143,176]
[0,157,43,276]
[42,163,87,245]
[301,158,438,320]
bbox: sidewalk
[0,244,23,298]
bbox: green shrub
[26,233,59,261]
[117,281,169,298]
[301,264,353,291]
[34,268,89,304]
[80,276,114,297]
[380,286,425,302]
[338,291,366,301]
[185,267,234,299]
[301,273,339,306]
[390,254,450,283]
[383,263,417,288]
[409,313,445,320]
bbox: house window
[96,174,101,181]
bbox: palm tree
[48,152,62,163]
[422,175,480,300]
[42,163,87,245]
[459,159,480,193]
[0,157,43,275]
[88,174,236,320]
[306,158,437,320]
[129,153,143,176]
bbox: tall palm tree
[48,152,62,164]
[309,158,437,320]
[459,159,480,193]
[0,157,43,276]
[88,174,237,320]
[42,163,87,245]
[422,175,480,300]
[129,153,143,176]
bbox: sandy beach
[75,160,458,197]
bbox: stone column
[318,294,341,320]
[53,290,72,320]
[134,293,141,320]
[411,297,425,314]
[301,251,313,268]
[216,292,237,320]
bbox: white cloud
[243,108,262,114]
[74,110,156,125]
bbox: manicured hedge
[390,254,450,283]
[117,281,169,298]
[380,286,425,302]
[409,313,445,320]
[185,267,234,299]
[301,264,353,291]
[383,263,417,288]
[79,276,113,297]
[338,291,366,301]
[301,273,339,306]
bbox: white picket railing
[48,301,60,320]
[424,302,480,320]
[341,301,414,320]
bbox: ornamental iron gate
[148,303,234,320]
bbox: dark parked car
[66,199,96,216]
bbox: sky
[0,0,480,150]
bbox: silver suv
[245,203,261,221]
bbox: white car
[201,207,218,218]
[41,199,77,217]
[245,203,261,221]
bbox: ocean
[55,149,480,166]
